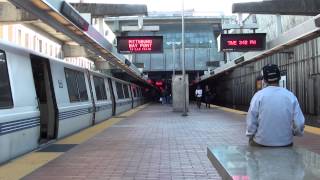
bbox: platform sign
[117,36,163,54]
[218,33,266,51]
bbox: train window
[123,84,129,98]
[133,87,137,97]
[137,88,140,97]
[136,88,139,97]
[65,68,88,102]
[77,72,88,101]
[138,88,142,97]
[0,50,13,109]
[65,69,78,102]
[93,76,107,100]
[116,82,124,99]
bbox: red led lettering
[128,39,153,52]
[249,40,257,45]
[227,40,237,46]
[227,39,258,47]
[239,40,248,46]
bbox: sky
[67,0,262,15]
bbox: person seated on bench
[246,64,305,147]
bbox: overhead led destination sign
[218,33,266,51]
[117,36,163,54]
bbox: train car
[0,42,41,164]
[88,71,113,124]
[112,79,133,115]
[0,40,145,164]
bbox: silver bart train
[0,41,145,164]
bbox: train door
[30,55,57,143]
[87,70,96,125]
[108,78,116,116]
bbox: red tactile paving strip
[23,104,320,180]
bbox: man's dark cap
[262,64,280,83]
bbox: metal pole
[172,43,175,76]
[182,0,187,116]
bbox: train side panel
[112,80,132,115]
[0,41,147,164]
[50,61,93,138]
[90,74,113,124]
[0,48,39,163]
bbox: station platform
[2,103,320,180]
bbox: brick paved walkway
[24,104,320,180]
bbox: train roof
[0,40,137,86]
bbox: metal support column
[181,0,187,116]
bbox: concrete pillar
[0,2,37,23]
[138,16,143,30]
[63,45,87,57]
[97,17,105,36]
[238,13,243,34]
[95,61,113,70]
[276,14,283,36]
[172,75,189,112]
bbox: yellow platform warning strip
[304,125,320,136]
[210,104,320,136]
[0,103,149,180]
[0,153,62,180]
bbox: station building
[104,11,234,86]
[0,23,95,70]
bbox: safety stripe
[58,105,112,120]
[0,117,40,136]
[59,108,89,116]
[58,108,90,121]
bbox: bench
[207,146,320,180]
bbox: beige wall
[0,25,3,39]
[8,25,13,42]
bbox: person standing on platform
[246,64,305,147]
[195,85,203,109]
[204,85,212,108]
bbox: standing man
[204,85,212,108]
[195,85,203,109]
[246,64,305,147]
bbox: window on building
[123,84,129,98]
[50,45,53,56]
[55,47,58,58]
[18,29,22,45]
[52,47,55,58]
[44,43,47,54]
[65,68,88,102]
[33,36,36,50]
[39,39,42,53]
[116,82,124,99]
[93,76,107,100]
[0,50,13,109]
[25,33,29,48]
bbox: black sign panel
[219,33,266,51]
[61,2,89,31]
[117,36,163,54]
